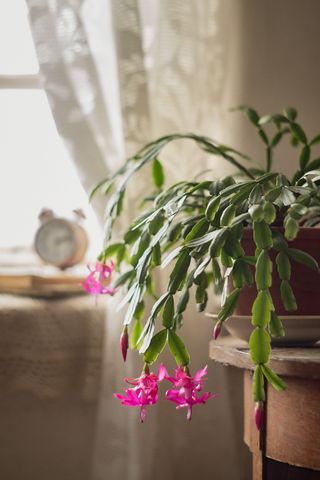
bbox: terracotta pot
[233,227,320,316]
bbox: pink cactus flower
[114,364,167,422]
[82,261,116,295]
[254,401,264,431]
[120,326,129,362]
[213,321,222,340]
[165,365,215,421]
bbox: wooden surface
[210,337,320,478]
[0,267,86,297]
[209,337,320,378]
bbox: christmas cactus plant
[85,107,320,427]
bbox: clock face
[35,219,76,266]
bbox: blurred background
[1,1,320,479]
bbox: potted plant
[84,107,320,428]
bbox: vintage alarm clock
[34,209,89,269]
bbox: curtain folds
[26,1,250,479]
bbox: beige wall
[219,0,320,178]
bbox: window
[0,0,100,260]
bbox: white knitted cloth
[0,294,105,401]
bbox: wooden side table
[210,338,320,480]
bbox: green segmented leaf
[220,204,236,226]
[249,327,271,364]
[185,218,209,242]
[276,251,291,280]
[144,329,168,364]
[253,221,273,249]
[205,196,221,222]
[236,105,260,126]
[231,259,253,288]
[299,145,310,170]
[302,158,320,172]
[310,134,320,146]
[258,128,269,145]
[280,280,297,311]
[249,204,264,222]
[271,131,283,148]
[291,122,307,144]
[152,158,165,188]
[167,223,183,242]
[258,114,274,125]
[101,242,124,259]
[134,301,145,321]
[186,228,225,248]
[232,260,245,288]
[137,294,168,353]
[124,285,142,325]
[287,248,319,271]
[221,249,233,267]
[195,285,206,304]
[212,258,222,283]
[196,291,208,312]
[278,187,296,207]
[284,217,299,241]
[220,181,253,197]
[149,210,165,235]
[168,250,191,293]
[265,187,282,202]
[116,244,126,265]
[148,292,170,322]
[130,232,151,266]
[249,184,263,205]
[136,252,152,284]
[241,261,254,285]
[242,256,256,266]
[253,365,265,402]
[116,282,139,311]
[252,290,272,327]
[162,295,175,328]
[89,177,112,201]
[113,269,135,288]
[162,246,183,268]
[223,233,245,258]
[152,242,162,266]
[261,365,286,391]
[269,311,285,337]
[290,203,308,217]
[124,228,141,245]
[129,318,143,350]
[230,183,256,204]
[168,331,190,366]
[284,107,297,121]
[263,201,276,223]
[209,228,228,257]
[194,256,211,278]
[177,289,190,314]
[218,288,241,322]
[229,213,250,228]
[257,172,278,184]
[255,250,272,290]
[272,230,288,252]
[115,190,125,216]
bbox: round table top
[209,336,320,379]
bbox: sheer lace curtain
[26,1,249,479]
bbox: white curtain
[26,1,250,479]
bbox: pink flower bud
[254,402,264,431]
[120,327,129,362]
[213,321,222,340]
